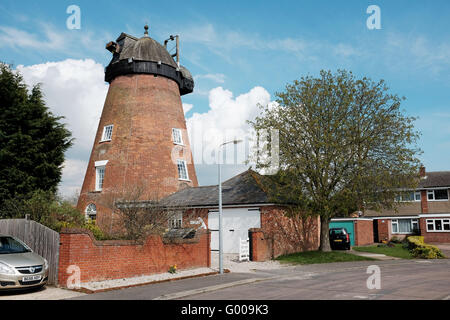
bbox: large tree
[0,64,73,217]
[250,70,422,251]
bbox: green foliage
[249,70,422,250]
[406,236,445,259]
[82,218,113,241]
[0,64,73,216]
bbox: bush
[82,219,113,241]
[406,236,445,259]
[390,236,402,244]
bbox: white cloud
[194,73,226,83]
[186,86,272,166]
[182,103,193,114]
[16,59,108,197]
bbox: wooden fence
[0,218,60,285]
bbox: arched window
[85,203,97,220]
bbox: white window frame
[391,218,419,234]
[101,124,114,142]
[395,191,421,202]
[426,219,450,232]
[169,212,183,229]
[172,128,184,145]
[427,188,449,202]
[177,159,189,181]
[95,160,108,191]
[85,203,97,220]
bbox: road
[72,258,450,300]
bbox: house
[159,169,320,261]
[362,166,450,243]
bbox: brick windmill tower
[77,25,198,227]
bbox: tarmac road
[72,259,450,300]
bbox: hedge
[406,236,446,259]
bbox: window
[177,159,189,180]
[426,219,450,232]
[391,219,419,234]
[169,212,182,229]
[427,189,449,201]
[85,203,97,220]
[101,125,114,142]
[172,128,183,145]
[95,166,105,191]
[395,191,421,202]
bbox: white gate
[239,238,250,261]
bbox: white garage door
[208,208,261,254]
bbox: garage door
[329,220,355,246]
[208,208,261,253]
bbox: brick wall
[420,217,450,243]
[249,206,319,260]
[354,220,374,246]
[58,228,210,286]
[377,219,390,242]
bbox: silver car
[0,234,49,290]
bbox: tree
[250,70,421,251]
[0,64,73,217]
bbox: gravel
[80,267,215,292]
[78,253,287,292]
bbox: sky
[0,0,449,198]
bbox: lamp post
[218,139,243,274]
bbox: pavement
[0,285,85,300]
[349,249,401,260]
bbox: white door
[208,208,261,253]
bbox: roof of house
[160,169,269,208]
[419,171,450,188]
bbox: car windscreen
[0,236,31,254]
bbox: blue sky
[1,0,449,196]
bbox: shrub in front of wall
[406,236,445,259]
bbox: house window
[395,191,421,202]
[85,203,97,220]
[427,189,449,201]
[101,125,114,142]
[172,128,183,145]
[169,212,183,229]
[391,219,419,234]
[426,219,450,232]
[177,159,189,180]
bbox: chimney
[419,165,426,178]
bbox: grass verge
[276,250,376,265]
[353,243,414,259]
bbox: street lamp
[218,139,243,274]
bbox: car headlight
[0,262,15,275]
[44,259,49,270]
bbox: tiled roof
[419,171,450,188]
[160,169,269,208]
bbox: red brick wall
[77,74,198,230]
[354,220,374,246]
[251,206,319,260]
[58,228,210,286]
[377,219,390,242]
[420,217,450,243]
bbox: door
[329,220,355,246]
[208,208,261,253]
